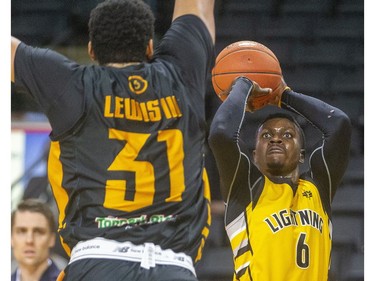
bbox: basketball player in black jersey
[11,0,215,280]
[209,76,351,280]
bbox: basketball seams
[213,49,281,77]
[213,73,282,93]
[215,48,279,65]
[212,71,282,77]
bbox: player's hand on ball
[266,77,288,107]
[246,81,274,112]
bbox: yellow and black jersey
[209,78,352,280]
[14,15,215,262]
[226,176,332,281]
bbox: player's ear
[252,149,258,163]
[299,149,305,163]
[146,39,154,61]
[88,41,96,61]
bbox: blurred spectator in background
[11,199,65,281]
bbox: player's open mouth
[267,145,284,154]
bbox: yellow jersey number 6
[104,128,185,212]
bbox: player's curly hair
[88,0,155,65]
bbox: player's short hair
[11,199,56,233]
[257,112,306,151]
[88,0,155,65]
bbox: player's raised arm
[11,36,21,83]
[173,0,215,43]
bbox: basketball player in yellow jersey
[208,77,351,281]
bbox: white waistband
[69,238,196,276]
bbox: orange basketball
[212,41,283,101]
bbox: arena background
[11,0,365,280]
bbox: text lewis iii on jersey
[104,95,182,122]
[103,76,182,122]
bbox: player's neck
[266,167,300,185]
[106,62,141,68]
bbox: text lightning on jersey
[264,208,324,234]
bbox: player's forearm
[280,89,351,139]
[281,90,352,196]
[209,77,252,148]
[208,78,252,199]
[173,0,215,43]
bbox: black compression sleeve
[281,90,352,197]
[208,77,253,199]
